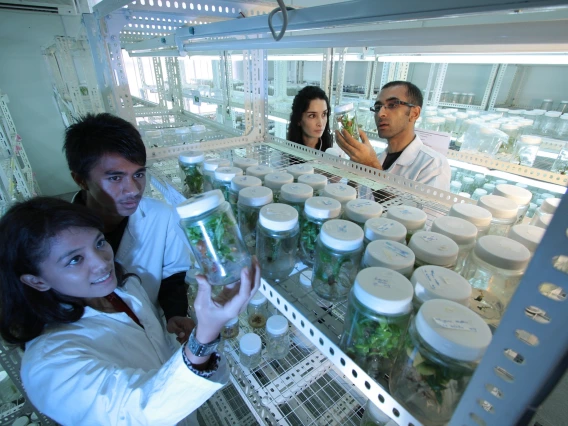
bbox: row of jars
[142,124,209,147]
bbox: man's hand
[335,128,383,170]
[167,316,196,343]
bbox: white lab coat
[21,276,227,426]
[378,134,451,192]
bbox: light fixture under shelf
[377,54,568,65]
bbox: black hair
[63,113,146,180]
[287,86,333,151]
[381,81,424,108]
[0,197,128,346]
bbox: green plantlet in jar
[181,164,204,196]
[300,220,320,262]
[314,250,350,298]
[338,114,358,138]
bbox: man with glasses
[335,81,451,191]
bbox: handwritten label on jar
[374,222,394,232]
[421,235,438,243]
[422,268,449,291]
[372,277,391,288]
[434,317,477,332]
[384,241,410,258]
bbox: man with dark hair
[64,113,194,342]
[336,80,451,191]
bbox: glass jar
[532,212,552,229]
[358,101,375,132]
[450,181,462,194]
[213,166,244,201]
[551,141,568,174]
[529,197,560,227]
[343,199,383,228]
[411,266,471,313]
[287,164,314,181]
[450,167,457,181]
[299,197,342,267]
[508,109,525,119]
[513,135,541,167]
[264,172,294,202]
[423,116,445,132]
[322,183,357,210]
[222,317,240,339]
[144,129,163,147]
[408,231,459,269]
[471,188,487,201]
[256,204,300,281]
[239,333,262,369]
[298,173,328,196]
[499,123,520,155]
[266,315,290,359]
[178,151,205,198]
[190,124,207,142]
[450,91,460,103]
[238,186,274,255]
[279,183,314,215]
[203,158,231,192]
[431,216,477,273]
[334,103,360,141]
[474,173,486,187]
[540,99,554,110]
[507,224,544,256]
[453,112,469,138]
[540,111,562,136]
[478,194,518,236]
[460,176,475,195]
[175,127,191,144]
[340,267,413,384]
[359,399,393,426]
[390,299,492,426]
[442,115,457,134]
[482,183,495,194]
[247,292,268,329]
[177,190,251,286]
[492,184,532,223]
[312,219,364,301]
[386,205,427,244]
[233,157,258,171]
[557,101,568,114]
[363,217,407,245]
[462,235,530,327]
[246,165,275,182]
[457,121,482,151]
[555,115,568,139]
[362,240,415,278]
[229,175,262,215]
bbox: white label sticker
[434,317,477,332]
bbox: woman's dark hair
[0,197,127,346]
[287,86,333,151]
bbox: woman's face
[21,227,117,298]
[299,99,328,140]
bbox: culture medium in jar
[530,197,560,227]
[256,204,300,281]
[513,135,541,167]
[238,186,273,255]
[247,292,268,329]
[312,219,364,301]
[340,267,414,384]
[363,217,407,245]
[214,166,243,200]
[492,183,533,223]
[299,196,342,267]
[266,315,290,360]
[390,299,492,426]
[203,158,230,192]
[229,175,262,215]
[279,183,314,214]
[478,194,518,236]
[298,173,328,196]
[232,156,258,171]
[408,231,459,269]
[222,317,240,339]
[431,216,478,273]
[175,127,191,144]
[239,333,262,369]
[322,183,357,210]
[264,172,294,202]
[144,129,163,147]
[551,139,568,174]
[359,399,393,426]
[287,164,314,181]
[411,265,472,313]
[246,165,275,182]
[178,151,205,197]
[461,235,530,327]
[334,103,360,141]
[507,224,544,256]
[343,199,383,228]
[386,205,427,243]
[362,240,415,278]
[177,190,251,286]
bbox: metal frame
[334,48,347,106]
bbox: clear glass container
[532,212,552,229]
[529,197,560,227]
[540,111,562,136]
[312,219,364,301]
[238,186,274,255]
[423,116,446,132]
[555,115,568,140]
[362,240,415,277]
[229,175,262,215]
[340,267,413,384]
[190,124,207,142]
[178,151,205,198]
[214,166,243,201]
[177,190,251,286]
[482,183,495,194]
[456,120,482,150]
[390,299,492,426]
[334,103,360,141]
[279,183,314,215]
[239,333,262,369]
[557,101,568,114]
[322,183,357,210]
[526,202,538,219]
[266,315,290,359]
[462,235,530,327]
[247,292,268,329]
[492,184,532,223]
[460,177,475,195]
[471,188,487,201]
[363,217,407,245]
[161,128,177,145]
[411,266,471,313]
[343,199,383,228]
[540,99,554,110]
[453,112,469,138]
[478,194,518,236]
[297,173,328,196]
[442,115,457,134]
[450,181,462,194]
[233,157,258,171]
[175,127,191,144]
[431,216,477,273]
[507,224,544,256]
[256,204,300,281]
[287,164,314,181]
[499,123,520,154]
[450,92,460,103]
[358,101,375,132]
[264,172,294,202]
[203,158,231,192]
[222,317,240,339]
[551,141,568,174]
[359,400,392,426]
[474,173,485,187]
[513,135,541,167]
[450,167,457,181]
[246,165,275,182]
[408,231,459,269]
[386,205,427,244]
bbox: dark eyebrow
[105,167,147,176]
[57,232,104,263]
[376,97,402,104]
[304,110,328,114]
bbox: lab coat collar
[80,280,139,319]
[378,134,423,169]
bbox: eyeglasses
[370,99,416,112]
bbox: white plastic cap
[540,197,560,214]
[474,235,531,270]
[458,192,471,199]
[239,333,262,355]
[482,183,496,192]
[412,266,471,306]
[231,175,262,192]
[304,197,342,219]
[493,184,532,206]
[215,166,243,182]
[178,150,205,164]
[322,183,357,204]
[287,164,315,179]
[203,158,230,171]
[545,111,562,117]
[364,217,407,243]
[452,205,493,230]
[408,231,459,267]
[501,124,519,131]
[175,126,191,134]
[320,219,364,251]
[325,147,343,157]
[508,225,544,253]
[266,315,288,335]
[533,213,552,229]
[259,203,298,231]
[478,195,518,220]
[472,188,488,198]
[298,173,328,190]
[431,216,478,245]
[353,267,414,315]
[225,317,239,327]
[191,124,207,132]
[463,177,474,184]
[363,240,415,276]
[479,126,494,135]
[386,205,427,231]
[233,157,259,170]
[176,190,224,219]
[344,199,384,223]
[334,103,354,114]
[509,110,525,115]
[415,299,492,362]
[455,112,468,119]
[264,172,294,190]
[519,135,542,145]
[280,183,314,203]
[246,165,275,179]
[238,186,273,207]
[249,291,267,306]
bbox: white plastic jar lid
[304,196,341,219]
[540,193,555,200]
[175,127,191,134]
[545,111,562,117]
[472,189,488,198]
[479,126,494,135]
[334,102,355,114]
[145,129,162,137]
[462,177,474,184]
[482,183,496,192]
[259,203,298,231]
[215,166,244,182]
[431,216,478,245]
[225,317,239,326]
[493,184,532,206]
[203,158,230,171]
[191,124,207,132]
[287,164,314,179]
[298,173,328,190]
[249,291,267,306]
[231,175,262,192]
[408,231,459,266]
[533,213,552,229]
[474,235,531,270]
[280,183,314,203]
[478,195,518,220]
[458,192,471,199]
[240,333,262,355]
[540,197,560,214]
[12,417,30,426]
[495,108,509,112]
[455,112,468,119]
[266,315,288,335]
[233,157,259,169]
[411,265,472,306]
[320,219,364,251]
[415,299,492,362]
[363,240,415,276]
[246,165,275,178]
[519,135,542,145]
[353,267,414,315]
[322,183,357,203]
[386,205,427,231]
[264,172,294,190]
[176,190,225,219]
[501,124,519,131]
[508,224,544,253]
[179,150,205,164]
[364,217,407,243]
[509,110,525,115]
[325,147,343,157]
[344,199,384,223]
[238,186,273,207]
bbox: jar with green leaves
[214,166,243,201]
[363,217,407,246]
[264,172,294,202]
[229,175,262,216]
[238,186,273,255]
[203,158,230,192]
[297,173,328,196]
[178,151,205,198]
[334,103,360,140]
[343,199,383,228]
[386,205,427,244]
[279,183,314,215]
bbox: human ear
[71,172,88,191]
[410,106,421,122]
[20,274,51,292]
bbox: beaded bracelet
[181,345,221,379]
